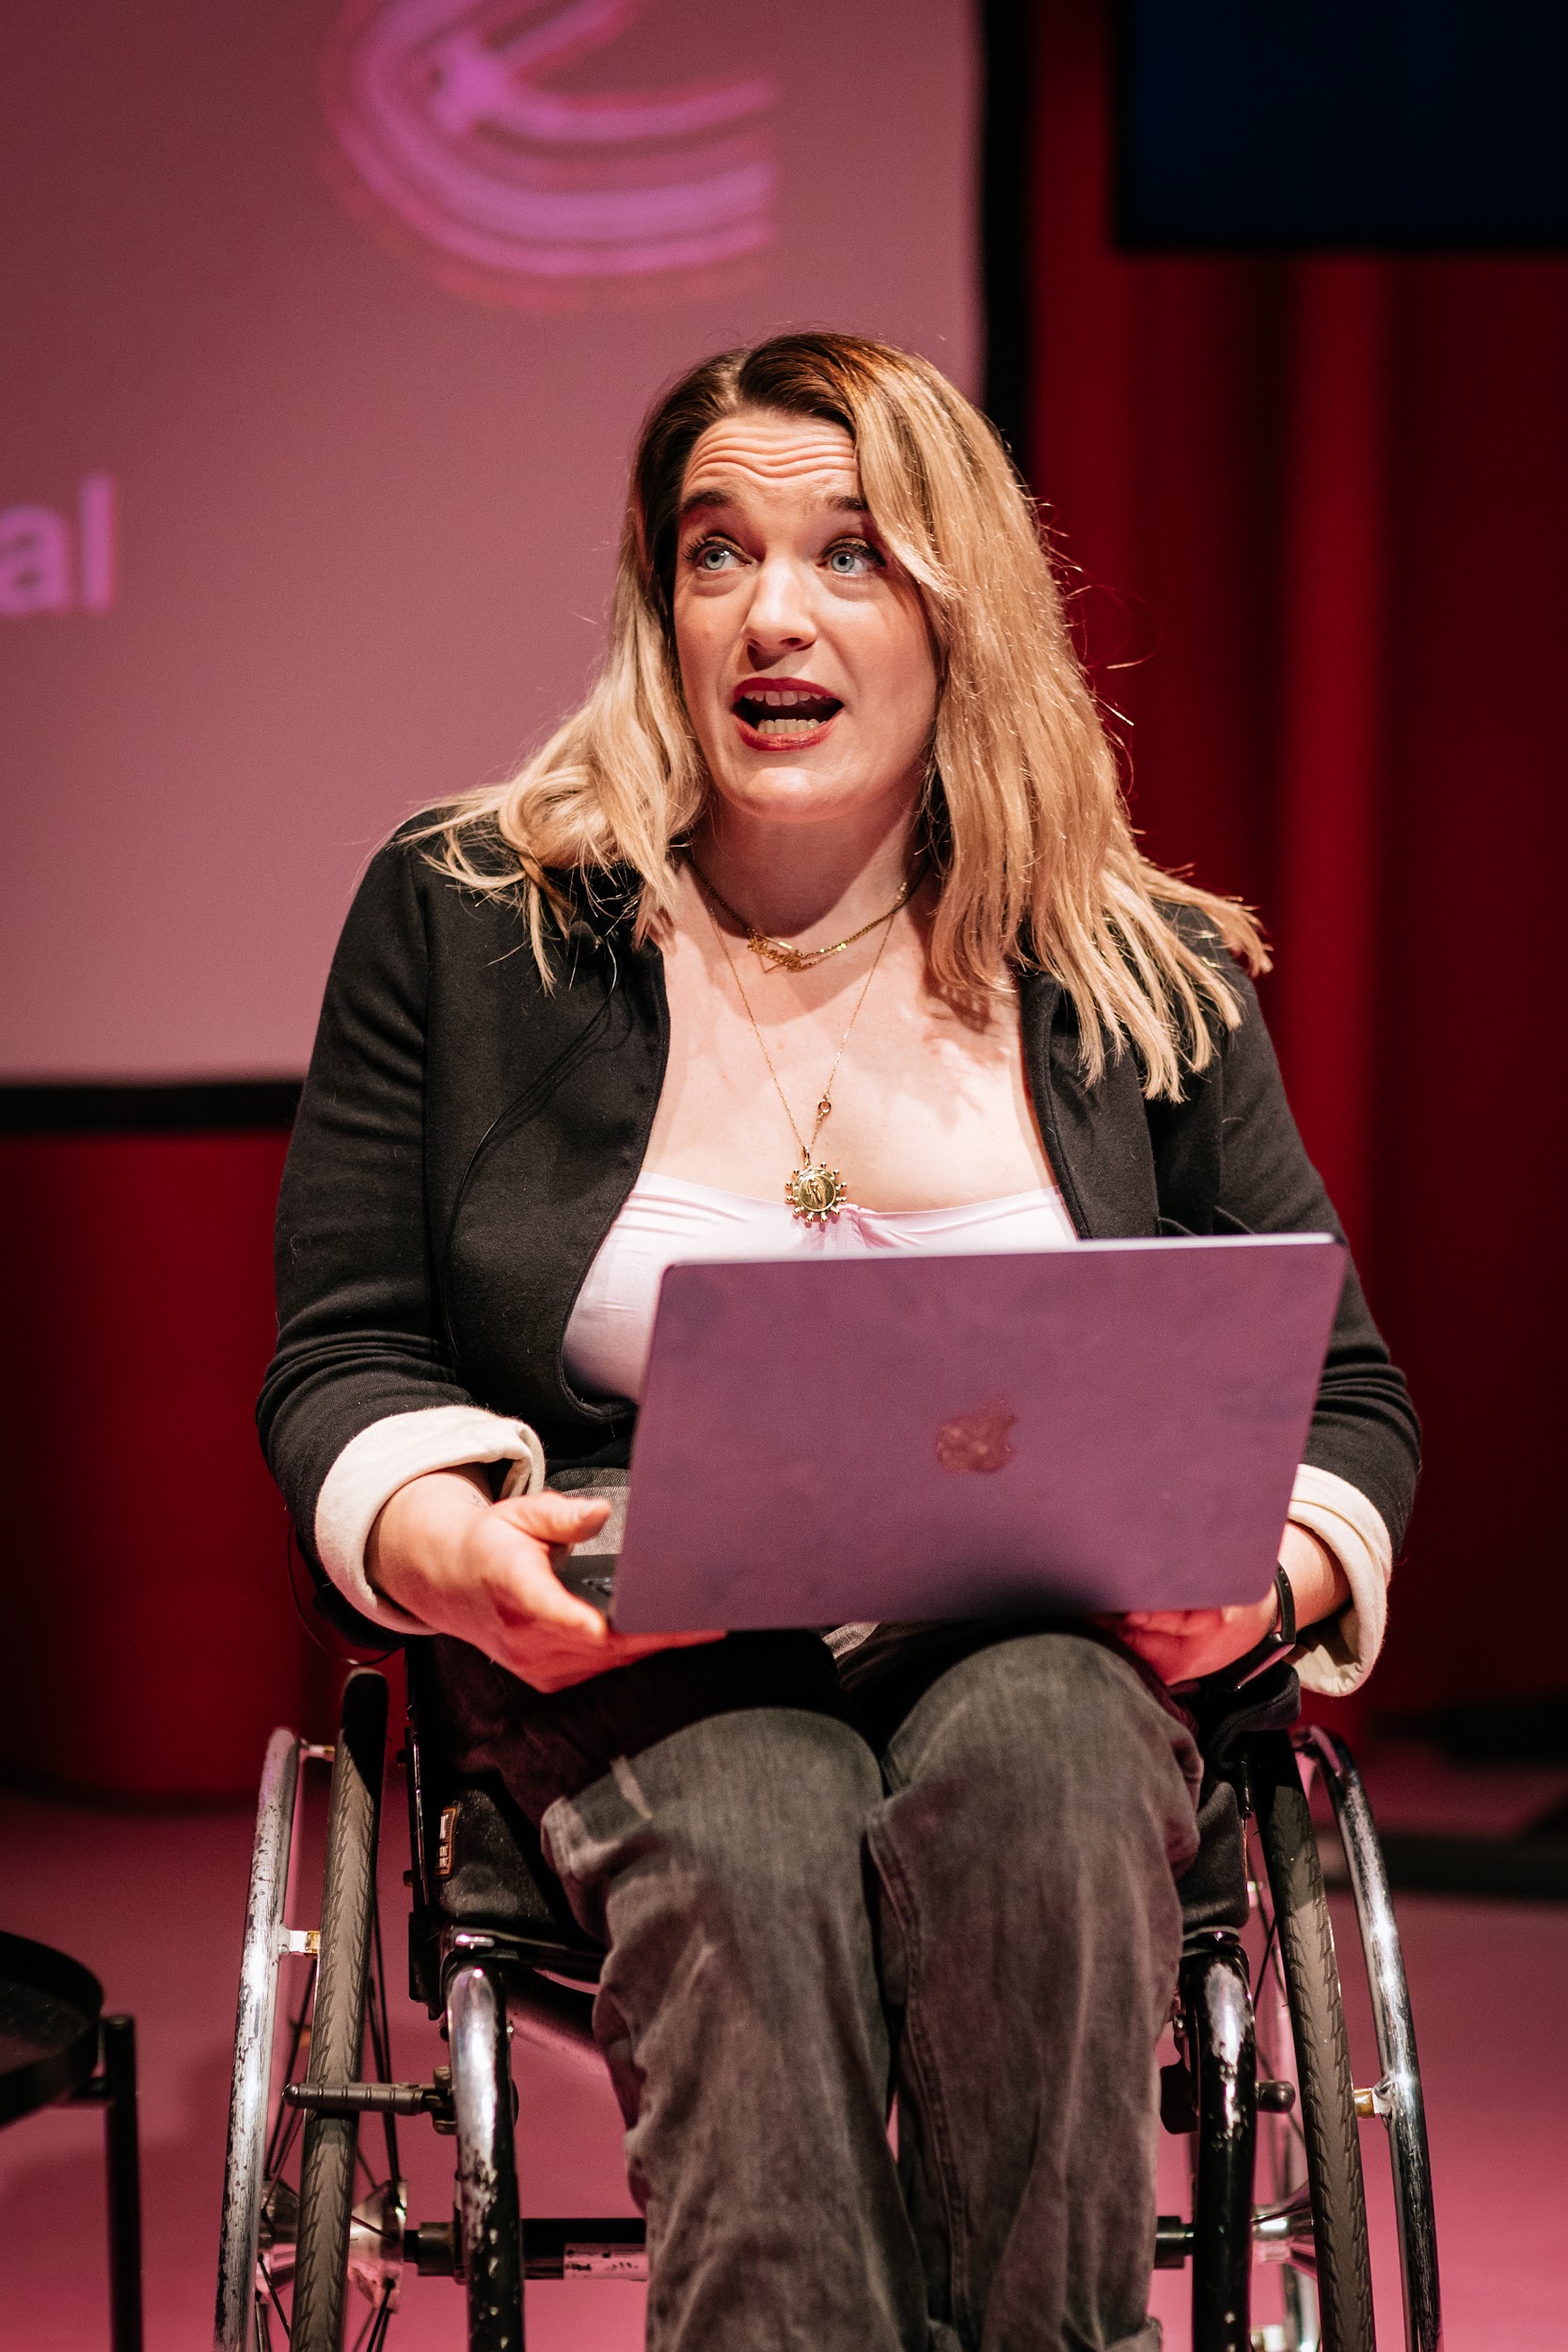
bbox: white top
[562,1169,1081,1404]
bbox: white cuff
[1286,1464,1394,1698]
[313,1406,546,1632]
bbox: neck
[691,796,918,944]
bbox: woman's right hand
[366,1468,723,1692]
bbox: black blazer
[259,836,1419,1582]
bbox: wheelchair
[215,1645,1441,2352]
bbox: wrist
[367,1466,491,1607]
[1278,1519,1351,1634]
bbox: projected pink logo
[320,0,778,306]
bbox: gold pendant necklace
[692,863,902,1224]
[689,857,914,975]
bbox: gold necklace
[688,855,914,975]
[693,868,900,1224]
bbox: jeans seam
[870,1815,974,2337]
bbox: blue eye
[689,537,741,572]
[825,540,880,576]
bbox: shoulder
[1148,895,1269,1054]
[1153,895,1255,982]
[333,825,650,1015]
[341,821,561,952]
[381,818,641,930]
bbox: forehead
[680,408,862,507]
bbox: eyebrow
[677,483,870,525]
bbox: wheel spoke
[261,2261,293,2342]
[264,1961,318,2179]
[350,2286,394,2352]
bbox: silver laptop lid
[605,1233,1344,1634]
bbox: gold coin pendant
[785,1163,847,1226]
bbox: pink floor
[2,1742,1564,2350]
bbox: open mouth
[731,682,844,744]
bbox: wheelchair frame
[215,1665,1441,2352]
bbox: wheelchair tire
[1251,1733,1375,2352]
[1303,1726,1442,2352]
[215,1726,303,2352]
[291,1670,388,2352]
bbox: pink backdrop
[0,0,978,1082]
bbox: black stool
[0,1929,143,2351]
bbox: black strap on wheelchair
[1185,1657,1302,1789]
[1175,1659,1302,1935]
[1205,1565,1296,1697]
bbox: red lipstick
[729,676,845,751]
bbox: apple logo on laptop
[935,1400,1018,1475]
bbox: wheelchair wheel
[1299,1727,1442,2352]
[216,1671,404,2352]
[216,1725,304,2351]
[1248,1733,1375,2352]
[291,1670,390,2351]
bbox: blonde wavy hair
[418,330,1265,1099]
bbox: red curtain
[1028,1,1568,1716]
[0,1131,346,1798]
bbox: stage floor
[2,1741,1563,2350]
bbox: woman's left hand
[1105,1522,1349,1687]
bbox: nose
[743,549,816,660]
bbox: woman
[260,333,1418,2351]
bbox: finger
[601,1629,726,1662]
[1111,1626,1168,1668]
[501,1626,724,1692]
[1120,1608,1227,1633]
[500,1627,620,1692]
[1116,1634,1183,1681]
[497,1490,612,1542]
[487,1545,613,1640]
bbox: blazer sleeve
[257,839,537,1611]
[1204,966,1420,1555]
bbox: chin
[711,762,853,821]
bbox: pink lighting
[320,0,778,303]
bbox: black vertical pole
[1181,1937,1257,2352]
[101,2015,144,2352]
[980,0,1037,478]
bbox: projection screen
[0,1,979,1080]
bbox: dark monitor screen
[1117,0,1568,248]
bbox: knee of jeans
[547,1705,882,1948]
[882,1632,1200,1852]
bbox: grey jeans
[535,1631,1202,2352]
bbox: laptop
[556,1232,1345,1633]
